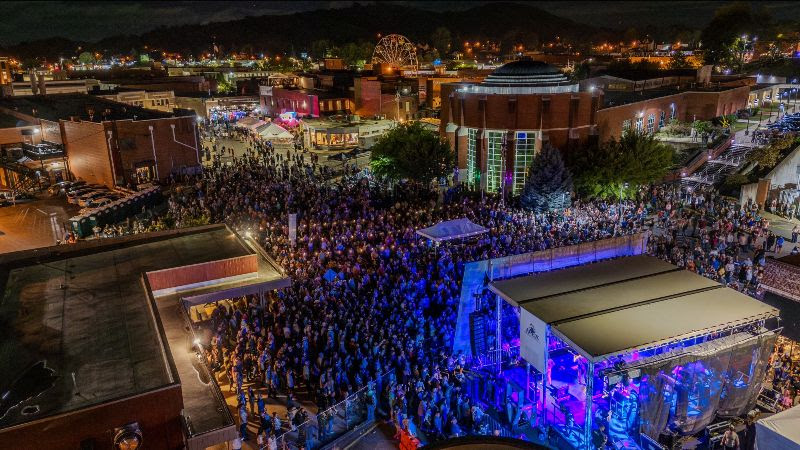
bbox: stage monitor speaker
[469,312,487,357]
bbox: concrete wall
[740,182,760,206]
[61,120,114,186]
[765,144,800,189]
[41,119,62,144]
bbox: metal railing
[267,372,390,450]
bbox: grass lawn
[731,121,749,132]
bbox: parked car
[48,181,74,195]
[67,188,95,203]
[77,191,109,207]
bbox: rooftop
[0,112,33,128]
[601,84,744,108]
[0,226,264,430]
[491,255,778,360]
[0,94,195,122]
[482,59,571,87]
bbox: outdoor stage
[482,255,781,450]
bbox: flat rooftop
[0,226,257,430]
[0,93,194,122]
[491,255,779,360]
[0,113,33,128]
[601,84,744,108]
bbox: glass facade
[513,131,536,195]
[467,128,478,187]
[486,130,504,193]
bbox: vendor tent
[416,218,488,243]
[257,122,293,141]
[236,117,267,131]
[757,406,800,450]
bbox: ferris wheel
[372,34,418,69]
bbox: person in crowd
[158,127,798,447]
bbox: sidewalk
[761,211,800,257]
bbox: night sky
[1,1,800,45]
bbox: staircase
[0,158,46,196]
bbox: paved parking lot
[0,196,79,253]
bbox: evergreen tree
[519,144,573,213]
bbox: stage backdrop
[520,308,547,373]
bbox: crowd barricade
[761,259,800,302]
[274,371,390,450]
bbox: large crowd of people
[165,141,657,446]
[158,123,800,449]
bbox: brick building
[0,94,201,187]
[440,60,751,195]
[596,85,750,142]
[440,60,601,194]
[354,76,419,121]
[259,86,352,118]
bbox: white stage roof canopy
[491,255,779,361]
[416,218,488,243]
[757,405,800,450]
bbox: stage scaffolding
[489,256,780,449]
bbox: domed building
[441,59,602,195]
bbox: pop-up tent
[236,117,267,131]
[416,218,488,243]
[256,122,294,141]
[756,406,800,450]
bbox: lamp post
[618,182,629,226]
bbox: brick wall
[354,78,382,117]
[596,86,750,143]
[0,125,41,146]
[62,120,115,186]
[443,90,598,152]
[0,384,184,450]
[110,116,200,184]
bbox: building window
[647,114,655,133]
[336,100,342,110]
[513,131,536,195]
[405,101,410,112]
[622,119,631,131]
[659,110,666,129]
[467,128,478,187]
[486,130,504,194]
[670,104,677,120]
[635,117,643,132]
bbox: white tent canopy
[416,218,488,243]
[236,117,267,130]
[757,406,800,450]
[257,123,293,141]
[491,255,779,361]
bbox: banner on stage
[520,309,547,373]
[289,213,297,245]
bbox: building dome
[482,59,570,87]
[491,59,562,76]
